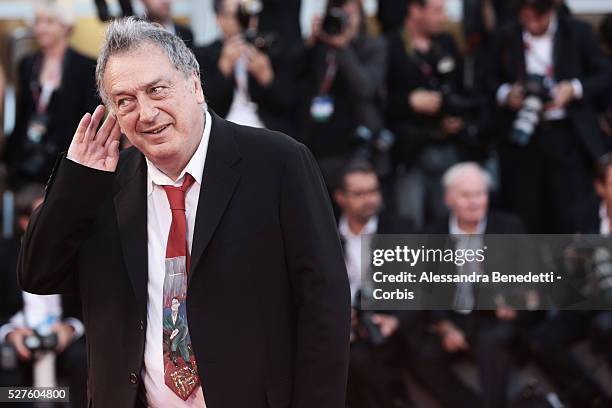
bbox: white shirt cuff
[496,83,512,106]
[0,322,19,344]
[571,79,583,100]
[63,317,85,340]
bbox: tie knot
[162,173,195,210]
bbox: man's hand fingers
[75,113,92,143]
[104,120,122,148]
[96,114,117,146]
[85,105,106,142]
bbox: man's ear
[192,72,205,104]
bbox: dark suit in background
[3,48,98,189]
[174,22,195,49]
[0,236,87,406]
[414,211,526,408]
[489,15,611,233]
[18,112,350,408]
[195,41,300,135]
[341,210,416,408]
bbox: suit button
[139,320,144,331]
[129,373,138,384]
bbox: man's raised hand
[67,105,121,172]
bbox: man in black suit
[386,0,482,230]
[489,0,611,233]
[194,0,299,135]
[0,184,87,407]
[141,0,194,48]
[333,159,414,408]
[18,17,350,408]
[419,162,525,408]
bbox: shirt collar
[449,213,487,235]
[146,109,212,195]
[339,214,379,239]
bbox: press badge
[310,95,334,122]
[437,57,456,74]
[26,114,49,144]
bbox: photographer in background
[420,162,526,408]
[598,14,612,147]
[298,0,387,189]
[195,0,299,134]
[2,1,98,190]
[489,0,611,233]
[386,0,481,230]
[0,184,86,407]
[333,159,414,408]
[141,0,194,48]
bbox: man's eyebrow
[111,77,171,98]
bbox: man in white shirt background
[0,183,87,407]
[489,0,611,234]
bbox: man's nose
[138,97,159,123]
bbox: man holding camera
[195,0,298,135]
[298,0,387,188]
[489,0,611,233]
[333,159,414,408]
[0,184,86,406]
[386,0,481,230]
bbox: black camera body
[236,0,276,53]
[510,74,553,146]
[322,8,349,36]
[24,332,58,352]
[356,310,386,346]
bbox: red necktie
[161,173,201,400]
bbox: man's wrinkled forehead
[104,44,178,95]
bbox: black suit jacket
[174,22,195,49]
[195,40,300,136]
[4,48,99,188]
[425,211,526,319]
[488,15,611,159]
[18,113,351,408]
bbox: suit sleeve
[576,21,611,102]
[17,157,114,295]
[279,142,351,408]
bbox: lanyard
[318,50,338,95]
[29,54,63,115]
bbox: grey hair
[442,162,492,192]
[95,17,200,106]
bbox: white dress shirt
[600,202,611,236]
[0,293,84,343]
[338,215,378,304]
[449,214,487,314]
[496,13,583,120]
[141,110,211,408]
[225,55,265,128]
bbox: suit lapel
[189,112,242,281]
[514,25,527,82]
[113,151,149,307]
[553,17,566,80]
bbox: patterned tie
[161,173,201,400]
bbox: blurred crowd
[1,0,612,407]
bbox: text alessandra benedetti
[373,271,558,283]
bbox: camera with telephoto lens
[236,0,276,52]
[24,331,58,352]
[322,8,349,36]
[510,74,553,146]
